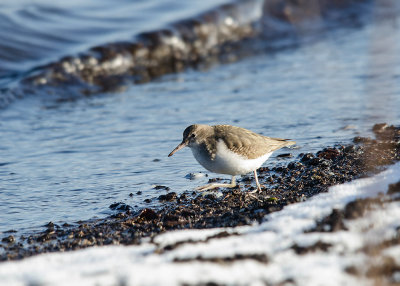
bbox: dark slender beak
[168,141,187,157]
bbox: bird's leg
[249,170,263,193]
[196,176,236,191]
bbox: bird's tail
[284,140,296,146]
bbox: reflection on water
[0,2,400,234]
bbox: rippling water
[0,1,400,233]
[0,0,229,85]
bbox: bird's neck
[189,138,217,160]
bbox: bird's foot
[245,192,263,202]
[248,184,266,194]
[196,183,236,192]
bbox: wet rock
[308,209,347,232]
[291,241,332,255]
[344,145,356,153]
[138,208,158,221]
[153,185,170,191]
[109,202,132,211]
[317,148,340,160]
[45,222,55,228]
[309,157,322,166]
[276,153,293,158]
[343,198,382,220]
[180,209,196,218]
[287,161,302,169]
[376,124,400,141]
[388,181,400,195]
[301,153,315,162]
[345,265,360,276]
[1,235,15,244]
[372,123,388,133]
[353,136,374,144]
[158,192,177,202]
[185,173,206,180]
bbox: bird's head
[168,124,210,157]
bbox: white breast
[191,139,272,176]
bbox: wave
[0,0,378,108]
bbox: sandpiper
[168,124,295,193]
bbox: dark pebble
[319,160,330,168]
[388,181,400,195]
[204,193,219,200]
[181,209,196,217]
[153,185,170,191]
[2,235,15,243]
[344,145,355,153]
[45,222,55,229]
[344,198,380,220]
[308,209,347,232]
[109,202,132,211]
[317,148,340,160]
[138,208,158,221]
[158,192,177,202]
[292,241,332,255]
[301,153,315,162]
[277,153,293,158]
[372,123,388,133]
[308,157,321,166]
[353,136,374,144]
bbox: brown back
[213,125,295,159]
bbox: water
[1,2,400,234]
[0,0,229,84]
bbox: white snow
[1,162,400,286]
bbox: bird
[168,124,295,193]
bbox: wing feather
[213,125,295,159]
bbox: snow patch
[1,163,399,286]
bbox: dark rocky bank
[1,123,399,261]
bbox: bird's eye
[191,133,196,138]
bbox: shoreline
[1,123,399,262]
